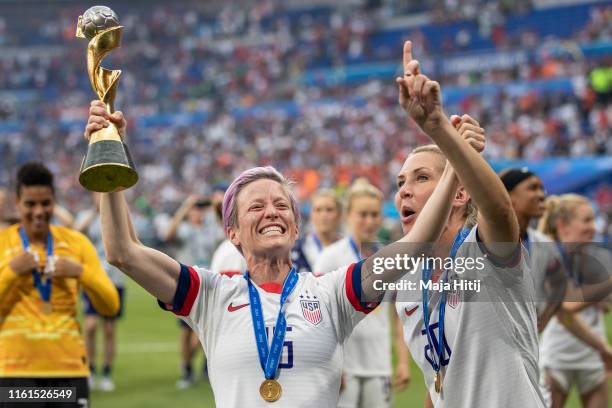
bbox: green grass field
[89,280,612,408]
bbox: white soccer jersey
[525,228,566,324]
[302,233,323,271]
[159,261,374,408]
[292,233,326,274]
[395,226,545,407]
[210,239,247,277]
[540,244,610,371]
[315,237,391,377]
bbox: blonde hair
[311,189,342,214]
[345,178,383,214]
[409,144,478,228]
[538,194,591,240]
[410,144,447,174]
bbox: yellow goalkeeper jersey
[0,224,119,378]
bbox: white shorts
[338,375,391,408]
[545,367,606,395]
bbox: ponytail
[538,194,591,240]
[538,195,561,240]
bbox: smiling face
[311,195,340,238]
[509,175,546,219]
[17,185,54,238]
[394,151,446,234]
[557,202,596,243]
[228,178,299,259]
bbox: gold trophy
[76,6,137,192]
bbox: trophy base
[79,140,138,192]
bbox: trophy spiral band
[77,8,138,192]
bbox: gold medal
[434,372,441,393]
[41,302,52,315]
[259,379,282,402]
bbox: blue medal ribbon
[312,233,323,252]
[348,237,361,260]
[522,233,531,255]
[556,242,581,286]
[18,226,53,303]
[349,236,380,261]
[422,227,471,374]
[245,267,298,380]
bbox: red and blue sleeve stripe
[157,263,201,317]
[219,271,242,278]
[345,259,379,314]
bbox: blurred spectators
[0,0,610,224]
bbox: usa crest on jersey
[300,295,322,325]
[447,276,461,309]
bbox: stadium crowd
[0,1,611,406]
[0,0,610,222]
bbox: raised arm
[397,41,519,256]
[74,207,98,234]
[86,100,180,303]
[361,163,458,299]
[361,109,487,299]
[165,195,199,242]
[54,205,75,228]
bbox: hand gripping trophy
[76,6,138,192]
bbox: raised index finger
[403,41,413,74]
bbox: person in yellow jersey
[0,162,119,408]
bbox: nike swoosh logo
[227,302,250,312]
[405,305,419,317]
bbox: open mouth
[400,206,416,223]
[258,224,286,235]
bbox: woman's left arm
[397,40,518,255]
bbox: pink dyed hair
[222,166,301,236]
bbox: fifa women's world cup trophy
[76,5,138,192]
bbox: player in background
[0,162,119,408]
[165,194,224,389]
[210,196,247,277]
[315,178,410,408]
[538,194,611,408]
[0,187,14,230]
[500,168,612,408]
[1,186,74,230]
[395,40,545,407]
[292,189,342,273]
[75,193,126,392]
[83,94,462,406]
